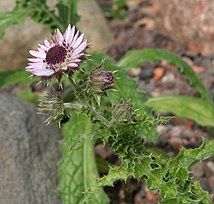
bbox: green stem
[64,102,87,109]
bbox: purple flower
[26,25,88,77]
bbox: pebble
[207,176,214,193]
[128,68,141,77]
[161,73,175,83]
[200,178,211,193]
[190,163,204,179]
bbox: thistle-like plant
[24,24,214,203]
[0,1,214,203]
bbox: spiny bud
[113,102,135,123]
[37,92,65,125]
[89,67,114,90]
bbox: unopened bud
[37,92,65,125]
[89,67,114,90]
[113,102,135,123]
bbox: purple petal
[72,59,81,63]
[26,65,54,76]
[28,58,43,62]
[73,33,84,49]
[69,63,78,68]
[38,44,49,51]
[70,31,80,47]
[29,50,46,59]
[28,62,45,68]
[72,40,87,56]
[55,28,64,43]
[44,39,51,48]
[65,25,75,45]
[72,53,84,59]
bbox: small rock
[207,176,214,194]
[152,67,165,82]
[128,68,141,77]
[200,178,211,193]
[95,144,113,160]
[204,161,214,177]
[192,65,205,74]
[139,62,154,80]
[161,73,175,83]
[207,162,214,174]
[190,163,204,179]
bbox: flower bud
[37,92,65,125]
[113,102,135,123]
[89,67,114,90]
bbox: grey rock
[0,94,61,204]
[77,0,114,52]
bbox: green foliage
[0,3,27,37]
[80,53,164,141]
[96,139,213,204]
[0,0,81,35]
[59,114,109,204]
[104,0,127,19]
[18,89,39,104]
[0,0,64,37]
[0,69,35,88]
[79,53,214,203]
[56,0,80,31]
[146,95,214,127]
[22,0,62,31]
[173,139,214,168]
[118,49,212,102]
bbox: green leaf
[59,114,109,204]
[57,0,80,30]
[146,95,214,127]
[0,0,63,37]
[174,139,214,168]
[18,89,38,104]
[0,3,28,37]
[97,165,130,188]
[118,49,212,102]
[97,140,213,204]
[23,0,63,31]
[0,69,35,88]
[81,53,158,141]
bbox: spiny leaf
[146,95,214,127]
[117,49,212,102]
[173,139,214,168]
[21,0,62,31]
[98,165,130,187]
[83,53,158,141]
[0,0,62,38]
[59,114,109,204]
[97,140,213,203]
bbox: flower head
[113,102,135,123]
[26,25,88,78]
[89,67,114,91]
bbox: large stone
[155,0,214,55]
[77,0,114,52]
[0,94,61,204]
[0,0,114,70]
